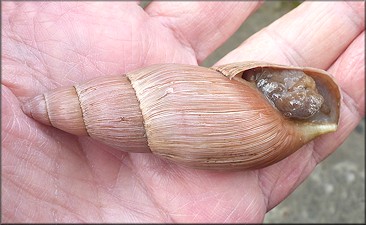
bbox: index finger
[145,1,262,63]
[216,1,364,69]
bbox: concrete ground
[142,1,365,223]
[201,1,365,223]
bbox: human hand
[2,1,364,223]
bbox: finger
[329,32,365,116]
[216,1,364,69]
[145,1,263,63]
[312,31,365,162]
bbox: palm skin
[2,1,364,223]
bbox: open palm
[2,1,364,223]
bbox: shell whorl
[126,64,305,169]
[23,75,150,153]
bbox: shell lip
[211,61,341,134]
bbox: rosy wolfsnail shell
[22,61,341,170]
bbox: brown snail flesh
[22,61,341,170]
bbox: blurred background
[141,1,365,223]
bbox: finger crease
[150,16,198,62]
[264,27,308,66]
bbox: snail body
[22,62,341,170]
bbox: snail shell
[22,61,341,170]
